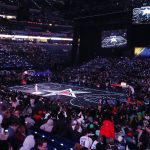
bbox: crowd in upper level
[0,40,71,70]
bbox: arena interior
[0,0,150,150]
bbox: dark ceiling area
[0,0,150,19]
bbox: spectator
[35,139,48,150]
[105,138,118,150]
[19,135,35,150]
[40,118,54,133]
[80,130,93,149]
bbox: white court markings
[10,83,126,107]
[70,93,125,107]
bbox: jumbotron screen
[101,29,127,48]
[133,6,150,24]
[135,47,150,57]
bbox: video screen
[133,6,150,24]
[135,47,150,57]
[101,29,127,48]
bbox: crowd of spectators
[0,0,150,149]
[61,57,150,99]
[0,77,150,150]
[0,56,150,150]
[0,41,71,70]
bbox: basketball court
[10,82,127,107]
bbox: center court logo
[42,88,91,97]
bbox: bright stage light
[32,91,42,95]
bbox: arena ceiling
[0,0,150,18]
